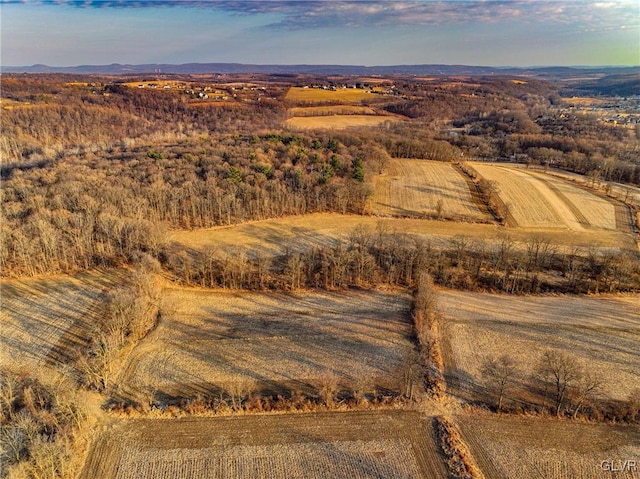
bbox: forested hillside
[2,73,639,281]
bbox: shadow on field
[113,290,416,405]
[407,184,459,200]
[1,270,122,369]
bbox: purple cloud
[9,0,639,30]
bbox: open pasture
[372,159,490,221]
[439,290,640,402]
[168,213,635,260]
[116,288,415,401]
[546,167,640,207]
[470,163,624,231]
[288,105,380,116]
[285,115,400,130]
[285,87,376,104]
[81,411,448,479]
[0,270,123,369]
[458,414,640,479]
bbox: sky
[1,0,639,67]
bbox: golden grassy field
[81,411,449,479]
[288,105,380,116]
[458,414,640,479]
[438,290,640,402]
[471,163,624,231]
[285,115,400,130]
[0,270,124,369]
[546,167,640,207]
[1,98,56,110]
[115,288,415,401]
[168,212,636,259]
[372,159,491,221]
[285,87,375,104]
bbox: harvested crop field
[471,163,625,231]
[285,87,377,104]
[0,270,123,368]
[285,115,400,130]
[372,159,490,221]
[168,213,636,259]
[288,105,381,116]
[439,290,640,401]
[458,414,640,479]
[81,411,448,479]
[116,288,415,401]
[546,167,640,207]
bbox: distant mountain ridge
[2,63,639,78]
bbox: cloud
[9,0,639,30]
[226,1,639,30]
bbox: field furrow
[114,440,423,479]
[472,163,574,228]
[0,270,123,369]
[527,170,617,229]
[546,168,640,207]
[372,159,490,221]
[459,415,640,479]
[81,411,449,479]
[471,163,623,232]
[115,289,415,401]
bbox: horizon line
[3,62,639,69]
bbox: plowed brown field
[546,167,640,207]
[168,213,635,259]
[285,115,400,130]
[458,414,640,479]
[285,87,376,103]
[81,411,449,479]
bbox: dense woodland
[2,73,639,283]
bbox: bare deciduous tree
[0,372,16,422]
[414,272,439,345]
[626,388,640,422]
[570,372,602,419]
[481,354,519,411]
[537,350,582,416]
[0,425,27,465]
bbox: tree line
[75,257,161,392]
[161,229,640,295]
